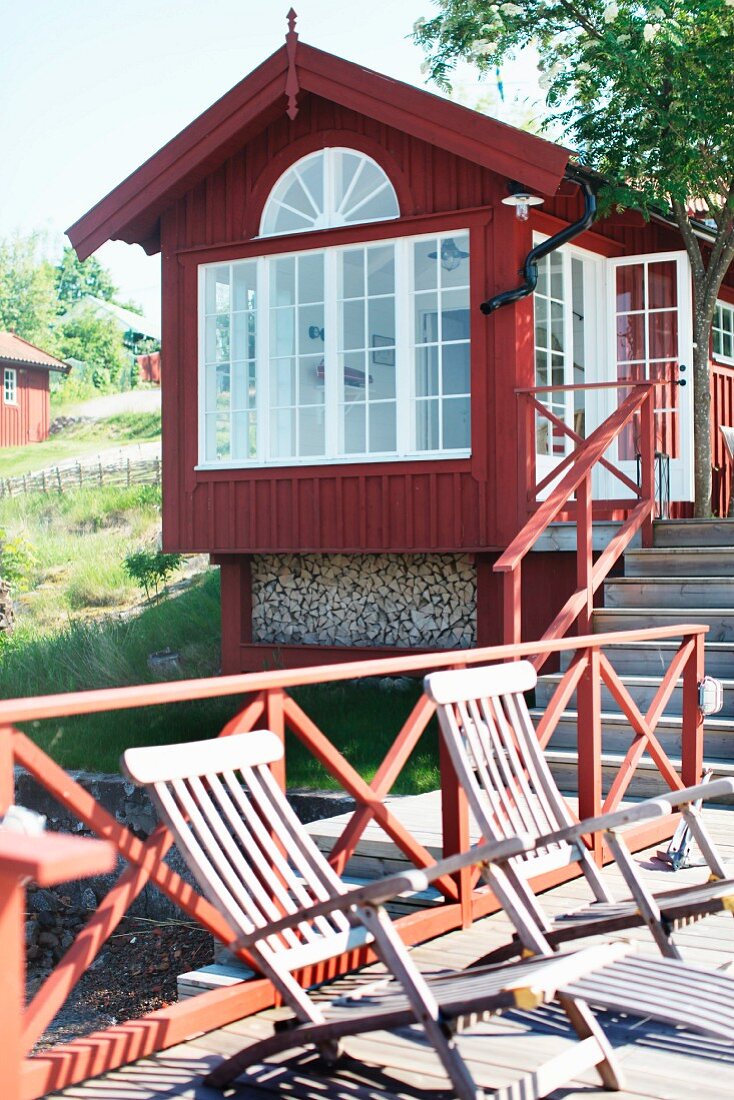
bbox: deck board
[49,802,734,1100]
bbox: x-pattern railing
[0,625,706,1099]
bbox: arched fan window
[260,148,399,237]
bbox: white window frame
[3,368,17,405]
[259,148,400,238]
[713,299,734,365]
[196,230,472,470]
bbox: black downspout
[480,170,597,315]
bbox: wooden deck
[49,802,734,1100]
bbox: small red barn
[0,333,70,447]
[67,24,734,672]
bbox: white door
[533,241,604,496]
[604,251,693,502]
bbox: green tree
[0,233,58,349]
[415,1,734,516]
[55,245,117,311]
[55,312,128,388]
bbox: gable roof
[67,39,571,261]
[0,332,70,374]
[56,295,161,342]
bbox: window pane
[341,250,364,298]
[342,352,367,400]
[616,313,645,363]
[232,312,256,361]
[205,266,230,314]
[369,402,397,452]
[648,261,677,309]
[416,347,439,397]
[271,257,296,306]
[367,246,394,295]
[368,296,395,346]
[298,355,324,406]
[415,292,438,343]
[649,309,678,360]
[298,303,325,350]
[439,234,470,288]
[232,263,256,311]
[205,315,230,363]
[298,253,324,303]
[371,362,396,400]
[443,397,470,450]
[616,264,645,311]
[271,409,296,458]
[341,299,365,351]
[415,399,439,451]
[442,344,470,395]
[299,406,325,456]
[414,240,438,292]
[271,307,295,357]
[272,358,295,405]
[441,296,469,341]
[342,403,366,453]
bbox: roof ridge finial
[285,9,300,121]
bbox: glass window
[3,368,17,405]
[714,301,734,363]
[199,231,471,465]
[260,149,399,237]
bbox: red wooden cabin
[67,25,734,672]
[0,333,70,447]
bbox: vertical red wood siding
[0,369,50,448]
[160,94,533,558]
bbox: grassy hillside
[0,485,439,790]
[0,412,161,477]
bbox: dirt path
[66,388,161,419]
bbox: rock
[29,889,59,915]
[25,920,39,947]
[81,888,97,911]
[38,931,60,948]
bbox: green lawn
[0,412,161,477]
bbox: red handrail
[497,378,664,661]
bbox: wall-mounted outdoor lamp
[502,180,544,221]
[428,237,470,272]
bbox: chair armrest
[536,777,734,848]
[233,833,533,951]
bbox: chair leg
[557,993,623,1091]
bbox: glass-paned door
[605,252,692,501]
[533,242,601,494]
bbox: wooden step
[625,547,734,577]
[653,519,734,547]
[560,640,734,678]
[605,577,734,610]
[545,747,734,802]
[593,607,734,642]
[536,673,734,718]
[533,521,642,553]
[530,709,734,762]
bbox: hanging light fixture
[501,180,544,221]
[428,237,470,272]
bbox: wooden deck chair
[122,730,632,1099]
[424,660,734,962]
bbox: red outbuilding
[67,22,734,671]
[0,333,70,448]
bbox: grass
[0,480,440,792]
[0,412,161,477]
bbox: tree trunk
[692,315,712,518]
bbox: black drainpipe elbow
[480,170,597,315]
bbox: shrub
[123,548,183,601]
[0,528,36,592]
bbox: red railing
[711,361,734,517]
[0,625,706,1099]
[495,379,662,657]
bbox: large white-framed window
[713,300,734,364]
[3,368,17,405]
[260,149,399,237]
[198,230,471,467]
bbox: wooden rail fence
[0,625,706,1099]
[0,456,161,499]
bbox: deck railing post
[439,734,473,928]
[576,646,604,865]
[503,567,522,647]
[576,472,593,635]
[0,725,20,1099]
[265,689,287,793]
[640,385,655,547]
[682,631,705,788]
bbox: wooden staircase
[534,519,734,800]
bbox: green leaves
[123,549,183,603]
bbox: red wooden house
[67,25,734,672]
[0,333,70,447]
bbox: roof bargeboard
[67,39,571,261]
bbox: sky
[0,1,543,322]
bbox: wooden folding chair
[424,660,734,961]
[123,729,734,1097]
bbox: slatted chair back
[122,731,371,1012]
[424,662,609,899]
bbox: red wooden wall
[0,369,51,448]
[159,94,532,558]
